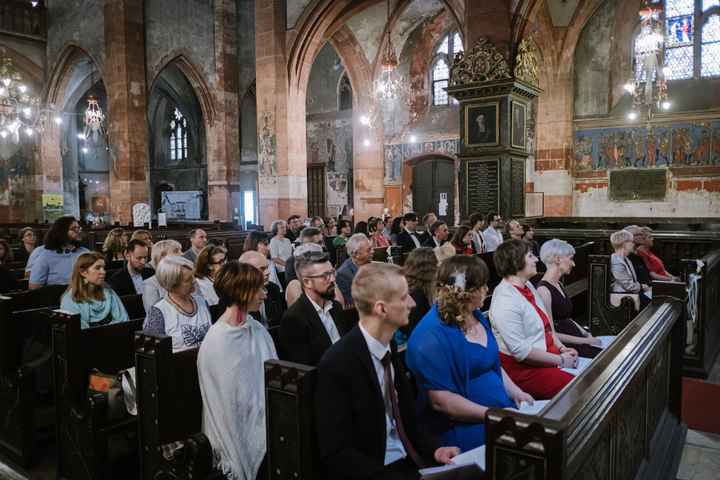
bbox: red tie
[381,352,425,467]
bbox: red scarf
[513,285,560,355]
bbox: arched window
[169,107,188,161]
[338,72,353,111]
[635,0,720,80]
[431,31,464,106]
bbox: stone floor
[677,430,720,480]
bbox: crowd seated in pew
[609,229,652,310]
[238,250,287,327]
[108,239,153,296]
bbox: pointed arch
[149,52,216,126]
[45,44,104,107]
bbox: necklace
[168,294,195,316]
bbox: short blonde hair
[150,239,182,269]
[155,255,194,291]
[610,230,634,250]
[539,239,575,265]
[352,263,405,315]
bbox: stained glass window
[169,107,188,161]
[667,0,695,16]
[431,31,463,106]
[702,14,720,76]
[665,45,695,78]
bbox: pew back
[486,287,686,480]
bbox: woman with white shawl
[198,260,277,479]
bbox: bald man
[239,251,287,327]
[315,263,460,479]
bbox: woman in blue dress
[406,255,533,452]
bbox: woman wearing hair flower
[406,255,533,452]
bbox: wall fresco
[384,139,459,185]
[574,121,720,172]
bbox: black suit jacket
[628,253,652,285]
[279,293,345,366]
[315,326,437,480]
[108,265,154,296]
[396,230,421,252]
[249,281,287,328]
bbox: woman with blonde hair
[399,248,438,341]
[406,255,531,451]
[194,245,228,306]
[60,252,129,329]
[103,228,127,262]
[145,255,211,350]
[142,239,182,313]
[198,261,277,480]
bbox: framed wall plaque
[465,102,500,147]
[511,100,527,150]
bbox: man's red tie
[382,352,425,468]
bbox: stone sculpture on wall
[574,121,720,172]
[258,107,278,184]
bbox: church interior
[0,0,719,479]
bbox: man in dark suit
[279,251,345,366]
[395,212,423,252]
[315,263,459,480]
[336,233,372,307]
[239,250,287,327]
[421,221,449,248]
[108,239,153,296]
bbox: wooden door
[411,157,454,223]
[307,164,326,218]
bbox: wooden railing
[485,285,686,480]
[0,1,46,39]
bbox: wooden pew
[679,249,720,379]
[0,285,66,466]
[51,312,144,480]
[120,293,146,321]
[265,360,320,480]
[484,284,686,480]
[587,254,639,335]
[135,333,216,480]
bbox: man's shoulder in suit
[317,324,361,369]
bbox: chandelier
[373,0,404,102]
[77,64,107,151]
[0,53,42,142]
[625,1,670,122]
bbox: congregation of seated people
[0,211,683,480]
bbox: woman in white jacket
[489,240,578,399]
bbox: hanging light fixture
[0,51,42,143]
[373,0,404,102]
[625,1,670,122]
[78,63,106,146]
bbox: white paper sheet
[505,399,550,416]
[419,445,486,476]
[596,336,616,349]
[562,355,592,375]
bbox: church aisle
[677,430,720,480]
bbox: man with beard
[279,250,346,366]
[239,250,287,328]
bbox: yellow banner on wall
[42,194,64,222]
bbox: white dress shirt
[483,226,504,252]
[308,297,340,343]
[358,323,406,465]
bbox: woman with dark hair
[198,261,277,480]
[0,239,14,264]
[15,227,37,266]
[194,245,228,306]
[389,216,403,245]
[29,216,89,289]
[332,220,352,248]
[323,217,337,237]
[406,255,532,451]
[60,252,129,329]
[368,217,390,248]
[450,225,475,255]
[353,221,368,236]
[243,230,282,290]
[489,240,577,399]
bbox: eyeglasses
[305,269,336,281]
[69,225,82,232]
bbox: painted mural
[306,118,353,214]
[0,143,32,207]
[384,138,459,185]
[258,107,278,185]
[574,121,720,172]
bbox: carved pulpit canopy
[449,37,511,86]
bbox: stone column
[207,0,240,221]
[255,0,307,225]
[104,0,150,224]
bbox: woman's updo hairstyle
[436,255,489,332]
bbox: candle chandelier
[624,1,671,122]
[0,52,42,142]
[373,0,404,102]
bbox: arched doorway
[148,62,208,219]
[405,155,455,223]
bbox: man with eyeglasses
[239,250,287,328]
[280,250,346,366]
[29,216,89,289]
